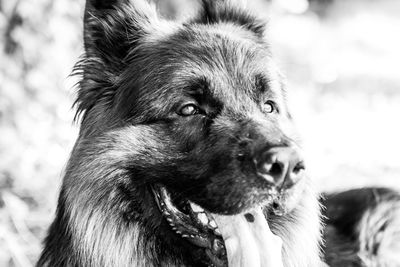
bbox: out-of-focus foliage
[0,0,399,266]
[266,0,400,191]
[0,0,82,265]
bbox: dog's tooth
[189,202,204,213]
[182,234,188,238]
[208,219,217,228]
[214,227,221,235]
[197,213,208,225]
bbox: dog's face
[77,0,308,264]
[116,25,304,212]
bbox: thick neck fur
[270,185,323,267]
[38,125,322,267]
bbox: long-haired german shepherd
[36,0,400,266]
[37,0,322,266]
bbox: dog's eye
[263,100,277,113]
[178,104,199,116]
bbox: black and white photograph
[1,0,399,266]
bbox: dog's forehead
[157,24,280,98]
[170,23,270,73]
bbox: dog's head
[76,0,308,264]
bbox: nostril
[286,161,306,186]
[258,160,285,185]
[292,161,305,175]
[269,162,283,177]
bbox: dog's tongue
[212,207,284,267]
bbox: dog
[37,0,324,266]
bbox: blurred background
[0,0,399,265]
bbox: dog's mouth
[151,183,293,266]
[152,185,227,266]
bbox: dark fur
[38,0,323,266]
[323,187,400,266]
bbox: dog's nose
[256,147,305,187]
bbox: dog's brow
[255,73,270,93]
[182,77,223,113]
[184,77,210,96]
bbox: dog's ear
[83,0,159,64]
[194,0,265,38]
[75,0,161,120]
